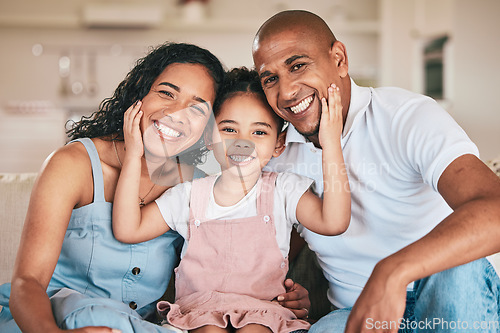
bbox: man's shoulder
[371,86,436,110]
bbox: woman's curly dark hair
[66,42,224,165]
[212,67,285,134]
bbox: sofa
[2,159,500,320]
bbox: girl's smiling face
[211,93,284,177]
[141,63,216,159]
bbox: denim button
[132,267,140,275]
[129,301,137,309]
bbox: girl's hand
[318,83,343,149]
[123,101,144,159]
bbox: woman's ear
[273,131,287,157]
[204,130,214,151]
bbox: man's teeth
[154,122,181,138]
[229,155,254,163]
[290,96,313,114]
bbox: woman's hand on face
[276,279,311,320]
[123,101,144,159]
[318,83,343,149]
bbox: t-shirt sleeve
[154,181,191,235]
[393,96,479,192]
[275,172,315,228]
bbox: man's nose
[279,75,299,101]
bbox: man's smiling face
[253,28,346,139]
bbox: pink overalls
[157,172,310,332]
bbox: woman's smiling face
[141,63,216,159]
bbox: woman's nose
[164,106,189,124]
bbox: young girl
[112,68,351,333]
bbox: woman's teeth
[154,122,181,138]
[229,155,254,163]
[290,96,313,114]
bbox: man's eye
[263,76,277,86]
[291,63,305,71]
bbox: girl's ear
[273,131,287,157]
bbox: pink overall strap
[187,175,217,239]
[256,171,278,217]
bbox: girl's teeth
[290,96,313,114]
[229,155,253,163]
[154,122,181,137]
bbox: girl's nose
[233,139,254,150]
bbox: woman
[0,42,308,333]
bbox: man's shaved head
[253,10,337,54]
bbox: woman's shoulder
[43,140,92,172]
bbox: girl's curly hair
[66,42,224,165]
[212,67,285,134]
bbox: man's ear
[330,41,349,78]
[273,130,287,157]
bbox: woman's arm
[112,102,169,243]
[296,84,351,236]
[9,144,118,333]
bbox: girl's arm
[10,144,119,333]
[112,102,169,244]
[296,84,351,236]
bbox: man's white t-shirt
[264,79,480,308]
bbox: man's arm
[345,154,500,333]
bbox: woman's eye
[190,105,206,116]
[159,90,174,98]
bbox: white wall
[0,0,380,172]
[450,0,500,161]
[379,0,500,161]
[1,0,499,172]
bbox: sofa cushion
[0,173,37,284]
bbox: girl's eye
[253,130,267,136]
[221,128,235,133]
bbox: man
[252,10,500,333]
